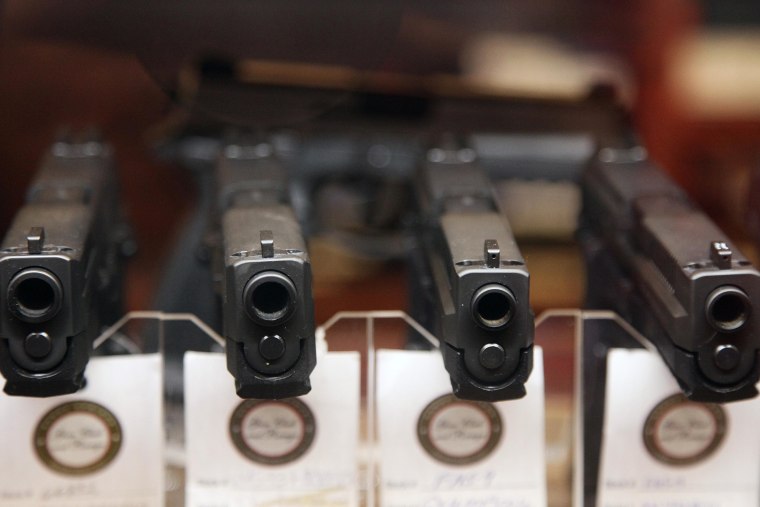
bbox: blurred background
[3,0,760,318]
[3,2,760,505]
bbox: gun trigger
[484,239,500,268]
[710,241,732,269]
[260,230,274,258]
[27,227,45,255]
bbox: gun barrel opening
[471,284,516,329]
[244,271,297,325]
[7,268,63,323]
[706,286,751,332]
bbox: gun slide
[581,147,760,402]
[0,133,127,397]
[215,138,316,399]
[414,144,534,402]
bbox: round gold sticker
[417,394,503,466]
[643,393,727,466]
[34,401,122,476]
[229,398,316,466]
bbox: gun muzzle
[7,268,63,323]
[471,284,515,330]
[243,271,297,326]
[705,286,751,333]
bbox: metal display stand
[11,310,724,507]
[317,311,441,507]
[0,314,166,507]
[573,311,760,507]
[134,310,554,506]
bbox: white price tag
[598,349,760,506]
[184,351,360,507]
[0,354,165,507]
[377,347,546,507]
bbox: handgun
[414,143,534,401]
[581,146,760,402]
[214,138,316,399]
[0,133,128,397]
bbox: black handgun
[0,134,128,397]
[214,139,316,399]
[414,144,534,401]
[581,146,760,402]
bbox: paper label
[377,347,546,507]
[0,354,165,507]
[184,351,360,507]
[597,349,760,506]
